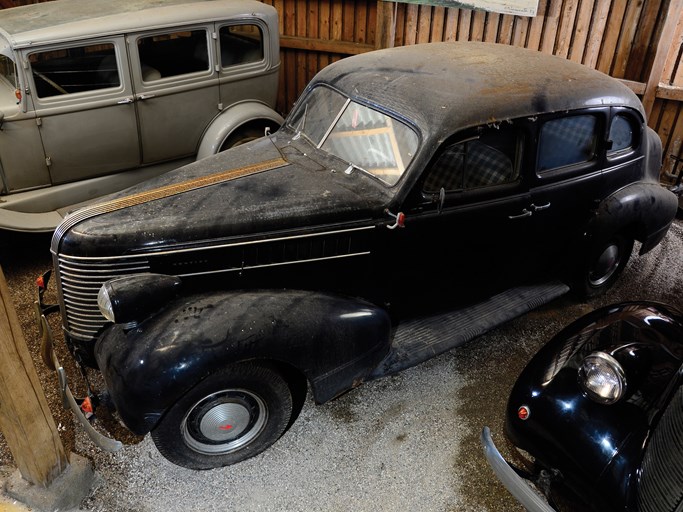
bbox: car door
[129,25,220,164]
[25,37,141,185]
[0,46,51,192]
[385,121,534,312]
[215,21,278,115]
[527,110,607,271]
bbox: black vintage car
[36,41,678,469]
[482,302,683,512]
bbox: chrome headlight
[97,284,116,322]
[577,351,626,404]
[97,273,182,326]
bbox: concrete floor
[0,219,681,512]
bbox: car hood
[55,136,393,257]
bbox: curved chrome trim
[51,157,289,252]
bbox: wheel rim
[181,389,268,455]
[588,242,620,287]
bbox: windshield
[287,86,418,186]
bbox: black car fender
[94,289,392,435]
[505,302,683,510]
[587,182,678,254]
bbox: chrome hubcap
[182,389,267,455]
[589,243,620,286]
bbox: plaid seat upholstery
[423,140,513,192]
[464,141,513,188]
[539,115,597,171]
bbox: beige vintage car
[0,0,283,232]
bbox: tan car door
[129,25,220,164]
[26,37,141,185]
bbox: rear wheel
[575,234,633,298]
[151,362,293,470]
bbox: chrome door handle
[117,97,134,104]
[531,202,551,212]
[508,209,532,219]
[137,94,156,100]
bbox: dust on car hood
[55,135,393,257]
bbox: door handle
[508,209,532,219]
[531,202,551,212]
[117,97,134,104]
[137,94,156,101]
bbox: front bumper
[481,427,555,512]
[34,271,122,453]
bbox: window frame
[26,38,127,104]
[533,108,607,184]
[605,108,643,163]
[129,24,215,90]
[421,122,525,197]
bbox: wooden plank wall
[264,0,683,180]
[651,5,683,181]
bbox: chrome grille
[637,385,683,512]
[57,255,150,341]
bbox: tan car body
[0,0,282,232]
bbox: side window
[219,24,264,68]
[424,127,519,193]
[538,115,598,172]
[0,54,17,89]
[608,114,637,154]
[137,29,209,81]
[29,43,119,98]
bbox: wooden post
[0,265,68,487]
[642,0,683,119]
[376,1,397,50]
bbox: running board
[370,281,570,378]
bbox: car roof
[0,0,275,49]
[311,42,645,137]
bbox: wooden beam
[0,265,68,486]
[619,79,647,95]
[656,83,683,100]
[642,0,683,119]
[280,35,374,56]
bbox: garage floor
[1,219,681,512]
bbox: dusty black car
[37,42,678,469]
[482,302,683,512]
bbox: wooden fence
[3,0,683,180]
[262,0,683,182]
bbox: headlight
[97,273,182,326]
[577,351,626,404]
[97,285,115,322]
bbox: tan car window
[0,54,17,88]
[29,43,119,98]
[219,25,263,67]
[137,30,209,81]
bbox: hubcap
[589,243,620,287]
[182,389,267,455]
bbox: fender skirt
[589,182,678,255]
[94,289,391,435]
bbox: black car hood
[55,136,393,257]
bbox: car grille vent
[637,385,683,512]
[57,255,151,341]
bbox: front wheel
[574,234,633,299]
[151,363,294,470]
